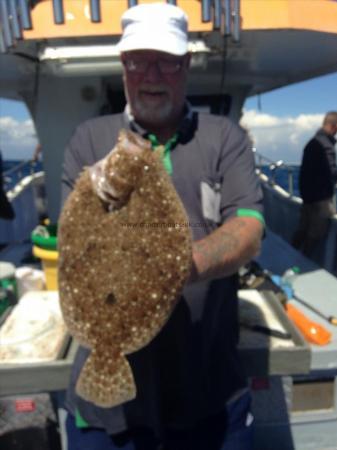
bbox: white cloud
[241,110,283,127]
[0,108,326,164]
[241,110,323,164]
[0,116,38,160]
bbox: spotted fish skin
[58,130,192,408]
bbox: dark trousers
[65,391,253,450]
[292,198,336,257]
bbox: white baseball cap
[117,3,189,56]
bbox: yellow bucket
[33,245,58,290]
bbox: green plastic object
[31,224,58,250]
[0,289,9,317]
[0,262,17,313]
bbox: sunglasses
[122,58,184,75]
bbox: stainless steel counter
[0,288,313,396]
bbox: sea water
[3,160,43,190]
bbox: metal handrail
[252,148,296,196]
[4,160,33,177]
[3,160,36,191]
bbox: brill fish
[58,130,192,408]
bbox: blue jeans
[65,392,253,450]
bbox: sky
[0,71,337,163]
[241,71,337,164]
[0,99,38,161]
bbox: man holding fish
[61,3,264,449]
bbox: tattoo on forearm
[193,218,260,279]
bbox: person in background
[61,3,264,450]
[29,143,48,223]
[293,111,337,256]
[32,143,42,163]
[0,150,15,220]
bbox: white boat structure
[1,1,337,449]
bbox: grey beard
[132,98,173,127]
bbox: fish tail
[76,349,136,408]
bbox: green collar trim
[147,133,178,175]
[75,409,89,428]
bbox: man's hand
[89,130,151,208]
[189,216,263,282]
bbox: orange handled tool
[286,303,332,346]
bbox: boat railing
[0,0,241,52]
[254,147,337,274]
[3,159,37,192]
[252,147,296,197]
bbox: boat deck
[1,230,337,449]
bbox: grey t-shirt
[61,111,263,436]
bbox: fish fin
[76,349,136,408]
